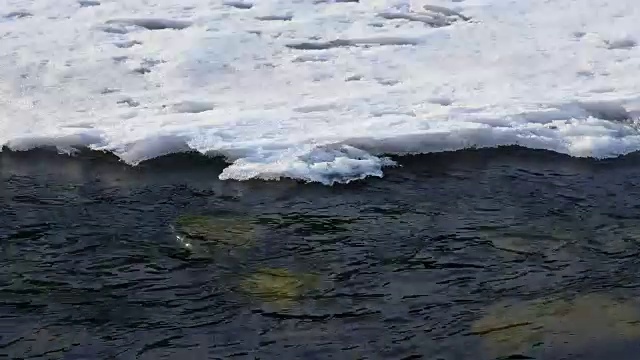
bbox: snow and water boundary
[1,0,640,185]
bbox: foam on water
[1,0,640,184]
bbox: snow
[1,0,640,184]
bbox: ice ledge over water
[1,0,640,184]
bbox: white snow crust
[1,0,640,184]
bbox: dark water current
[2,147,640,360]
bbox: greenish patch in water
[239,268,321,307]
[471,293,640,358]
[173,214,257,255]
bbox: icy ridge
[1,0,639,184]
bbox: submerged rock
[173,214,256,254]
[471,293,640,358]
[478,223,578,261]
[240,268,320,306]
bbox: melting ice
[1,0,640,184]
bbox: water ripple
[3,148,640,359]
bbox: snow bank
[1,0,640,184]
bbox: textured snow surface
[1,0,640,184]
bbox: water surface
[2,147,640,359]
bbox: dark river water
[3,147,640,360]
